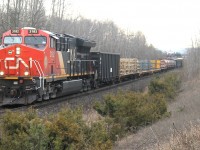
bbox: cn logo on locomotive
[4,57,31,69]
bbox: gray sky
[46,0,200,52]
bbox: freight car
[174,58,183,68]
[0,27,181,106]
[90,52,120,85]
[120,58,139,80]
[161,59,176,70]
[150,60,161,72]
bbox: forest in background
[0,0,166,59]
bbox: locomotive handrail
[30,60,44,90]
[0,59,1,70]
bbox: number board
[28,29,38,34]
[11,29,20,34]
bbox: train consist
[0,27,183,105]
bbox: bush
[148,73,181,100]
[94,91,167,133]
[0,109,48,150]
[45,108,87,150]
[0,108,113,150]
[84,120,112,149]
[94,72,181,140]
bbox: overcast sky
[47,0,200,52]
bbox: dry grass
[158,123,200,150]
[82,108,104,126]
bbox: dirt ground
[114,78,200,150]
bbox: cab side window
[50,37,56,49]
[56,38,61,51]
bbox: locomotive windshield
[4,36,22,45]
[25,36,47,50]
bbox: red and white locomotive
[0,27,97,105]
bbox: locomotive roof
[42,30,59,39]
[90,51,120,55]
[6,27,96,48]
[75,37,96,47]
[56,33,96,48]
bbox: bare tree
[48,0,69,31]
[27,0,46,28]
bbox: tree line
[0,0,165,59]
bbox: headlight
[0,71,4,76]
[16,47,21,55]
[24,71,29,76]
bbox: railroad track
[0,70,178,114]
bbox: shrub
[0,108,113,150]
[94,91,167,133]
[93,72,181,142]
[148,73,181,100]
[0,109,48,150]
[45,108,86,150]
[84,120,112,149]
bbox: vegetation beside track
[0,72,181,150]
[94,72,181,140]
[0,108,112,150]
[148,72,181,100]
